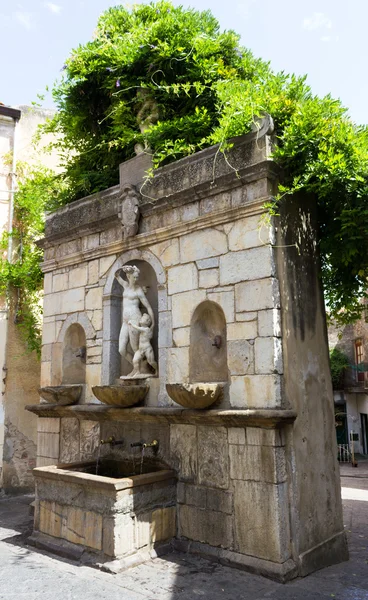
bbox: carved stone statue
[120,184,140,239]
[115,264,156,378]
[134,88,160,155]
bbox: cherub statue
[128,313,157,377]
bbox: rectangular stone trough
[31,460,177,571]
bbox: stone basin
[38,385,82,405]
[92,384,148,406]
[31,460,176,570]
[166,383,223,409]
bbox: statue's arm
[129,321,145,332]
[115,272,127,289]
[138,290,155,326]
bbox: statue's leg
[132,350,142,377]
[119,323,133,364]
[146,347,158,375]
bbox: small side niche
[62,323,86,384]
[189,301,228,383]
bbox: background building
[0,104,57,492]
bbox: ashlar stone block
[179,504,233,548]
[180,229,227,263]
[168,263,198,295]
[53,273,68,293]
[150,238,180,267]
[235,278,280,313]
[227,321,257,341]
[234,480,290,563]
[228,340,254,375]
[227,215,271,251]
[69,265,87,289]
[85,286,103,311]
[170,424,197,481]
[220,246,273,286]
[88,260,99,285]
[255,337,283,374]
[197,426,229,489]
[229,444,287,483]
[199,268,219,289]
[171,289,206,328]
[173,327,190,347]
[167,347,189,383]
[230,374,282,409]
[258,308,281,337]
[207,290,235,323]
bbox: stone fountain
[26,117,347,580]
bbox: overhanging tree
[23,0,368,326]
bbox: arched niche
[62,323,86,384]
[189,301,228,383]
[103,250,164,384]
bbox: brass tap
[143,439,159,454]
[100,436,115,445]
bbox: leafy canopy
[40,0,368,323]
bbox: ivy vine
[0,164,62,356]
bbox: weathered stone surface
[196,257,219,270]
[158,311,172,348]
[69,266,87,289]
[227,215,271,251]
[38,432,59,459]
[246,427,285,447]
[37,418,60,434]
[42,322,55,345]
[236,311,258,322]
[235,278,280,313]
[228,340,254,375]
[220,246,273,286]
[60,418,80,463]
[229,444,287,483]
[258,308,281,337]
[227,321,257,341]
[79,420,100,460]
[173,327,190,347]
[150,238,180,267]
[228,427,246,445]
[44,273,52,295]
[180,229,227,263]
[234,480,290,563]
[197,426,228,489]
[207,290,234,323]
[61,288,85,314]
[87,260,99,285]
[178,504,233,548]
[254,337,283,374]
[85,286,103,311]
[167,347,189,383]
[170,424,197,481]
[200,192,231,215]
[199,268,219,289]
[230,375,282,409]
[171,290,206,328]
[168,263,198,295]
[182,484,207,508]
[53,273,68,293]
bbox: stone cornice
[26,404,296,428]
[40,198,268,273]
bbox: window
[355,339,364,383]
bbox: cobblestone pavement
[0,462,367,600]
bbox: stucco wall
[0,105,58,492]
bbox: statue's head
[140,313,151,327]
[121,264,140,284]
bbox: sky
[0,0,366,124]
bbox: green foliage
[40,0,368,323]
[329,348,350,389]
[0,165,62,356]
